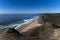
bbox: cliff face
[38,14,60,25]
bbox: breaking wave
[0,15,39,29]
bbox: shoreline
[14,15,39,29]
[17,17,42,33]
[0,15,42,33]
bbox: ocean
[0,14,37,29]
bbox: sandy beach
[17,19,42,33]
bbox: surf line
[14,16,39,29]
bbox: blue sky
[0,0,60,13]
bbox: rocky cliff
[0,28,23,40]
[38,14,60,25]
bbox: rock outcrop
[38,14,60,25]
[0,28,23,40]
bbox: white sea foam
[0,15,39,29]
[15,15,39,29]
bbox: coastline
[16,16,42,33]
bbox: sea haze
[0,14,37,25]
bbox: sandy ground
[17,20,42,33]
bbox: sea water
[0,14,37,29]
